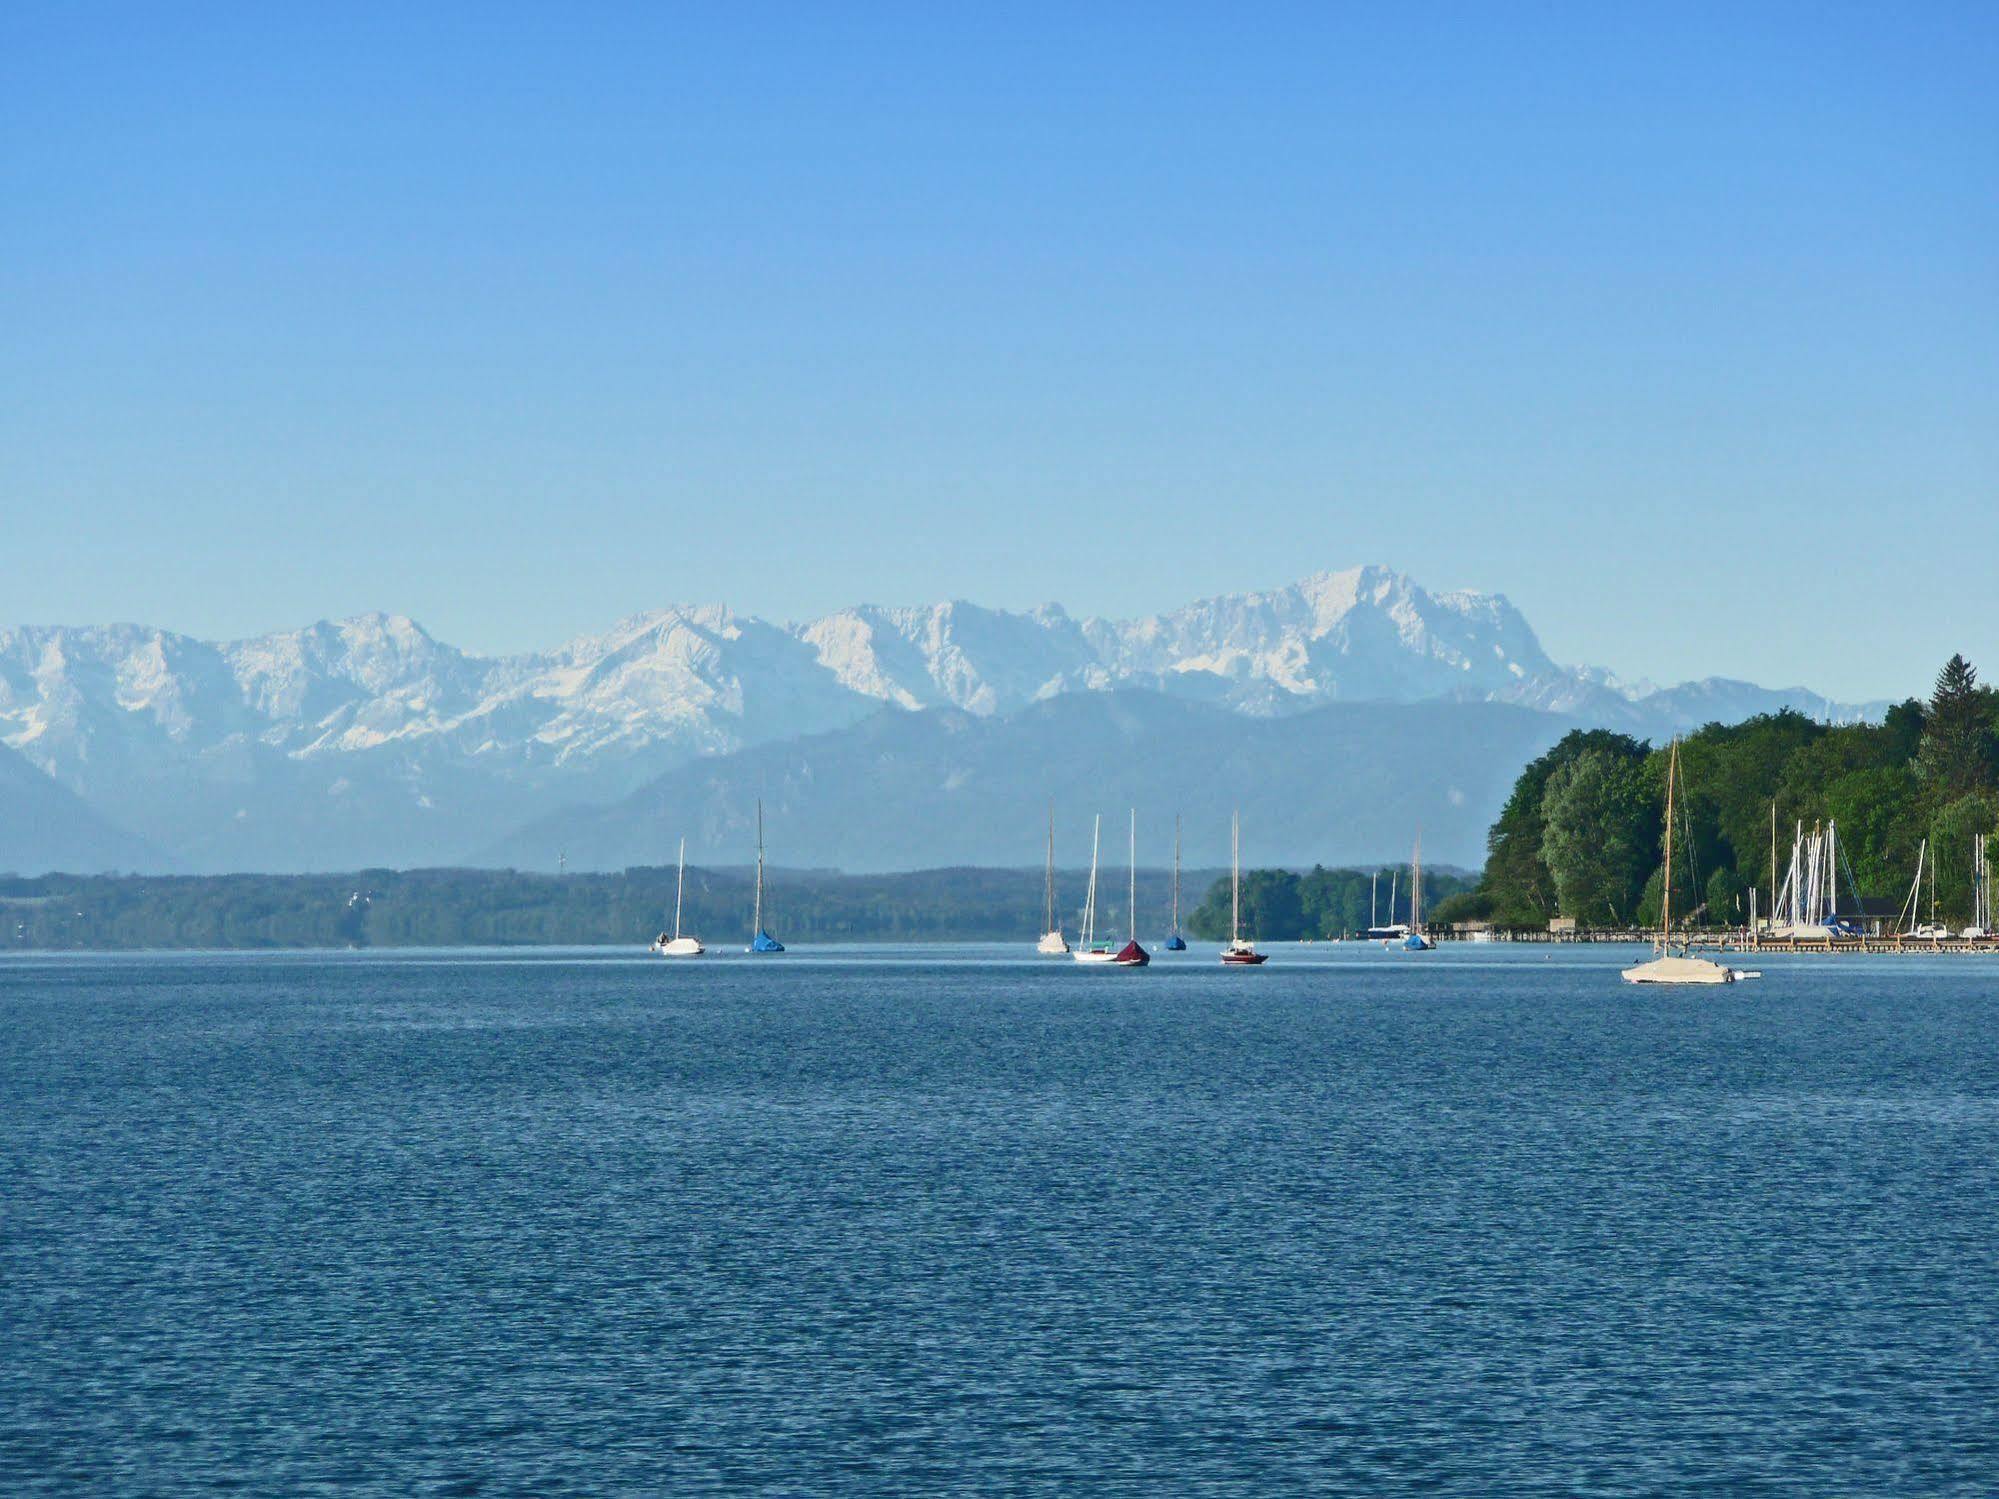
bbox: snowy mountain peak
[0,566,1878,873]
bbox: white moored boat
[1220,811,1266,965]
[1073,814,1117,963]
[1037,802,1069,955]
[650,836,704,957]
[1622,740,1757,985]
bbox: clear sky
[3,2,1994,700]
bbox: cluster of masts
[1753,808,1992,942]
[1892,831,1993,941]
[649,801,1438,965]
[1038,808,1435,966]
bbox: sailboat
[1899,838,1953,939]
[1398,830,1435,951]
[1111,809,1151,966]
[1037,802,1069,954]
[1221,810,1267,964]
[1965,833,1992,940]
[747,800,784,953]
[1163,813,1187,950]
[650,837,704,956]
[1366,868,1407,941]
[1622,740,1756,984]
[1073,815,1118,963]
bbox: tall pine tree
[1915,655,1996,798]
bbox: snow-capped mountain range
[0,566,1877,873]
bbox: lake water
[3,943,1997,1494]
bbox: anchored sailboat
[747,800,784,953]
[1623,740,1755,984]
[1111,808,1150,966]
[651,837,704,957]
[1073,814,1117,963]
[1966,833,1992,940]
[1366,867,1407,941]
[1164,813,1187,951]
[1221,810,1267,964]
[1399,830,1435,951]
[1038,802,1069,954]
[1899,838,1953,939]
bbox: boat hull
[1621,955,1741,985]
[1221,950,1267,965]
[652,936,704,957]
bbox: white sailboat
[1366,867,1407,941]
[651,837,704,956]
[1221,810,1267,964]
[1900,837,1953,939]
[1623,740,1755,985]
[1037,802,1069,954]
[1965,833,1992,940]
[1073,814,1117,963]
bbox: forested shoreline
[1434,656,1999,932]
[0,858,1474,951]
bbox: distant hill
[476,691,1579,872]
[0,743,164,875]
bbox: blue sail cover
[1163,933,1187,951]
[1400,932,1435,951]
[750,929,786,953]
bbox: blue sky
[3,2,1994,699]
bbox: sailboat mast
[753,800,765,932]
[1770,800,1778,923]
[1049,807,1058,931]
[1231,810,1241,942]
[1660,740,1678,950]
[674,836,686,941]
[1085,814,1101,944]
[1172,814,1181,932]
[1127,808,1137,943]
[1412,829,1423,929]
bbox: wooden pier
[1439,926,1999,954]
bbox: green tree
[1928,793,1999,925]
[1427,888,1492,927]
[1820,765,1924,899]
[1705,867,1747,926]
[1482,729,1648,927]
[1915,655,1996,799]
[1541,745,1657,927]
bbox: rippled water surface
[4,944,1998,1494]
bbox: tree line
[1434,655,1999,930]
[0,863,1235,950]
[0,857,1479,952]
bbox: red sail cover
[1113,940,1150,967]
